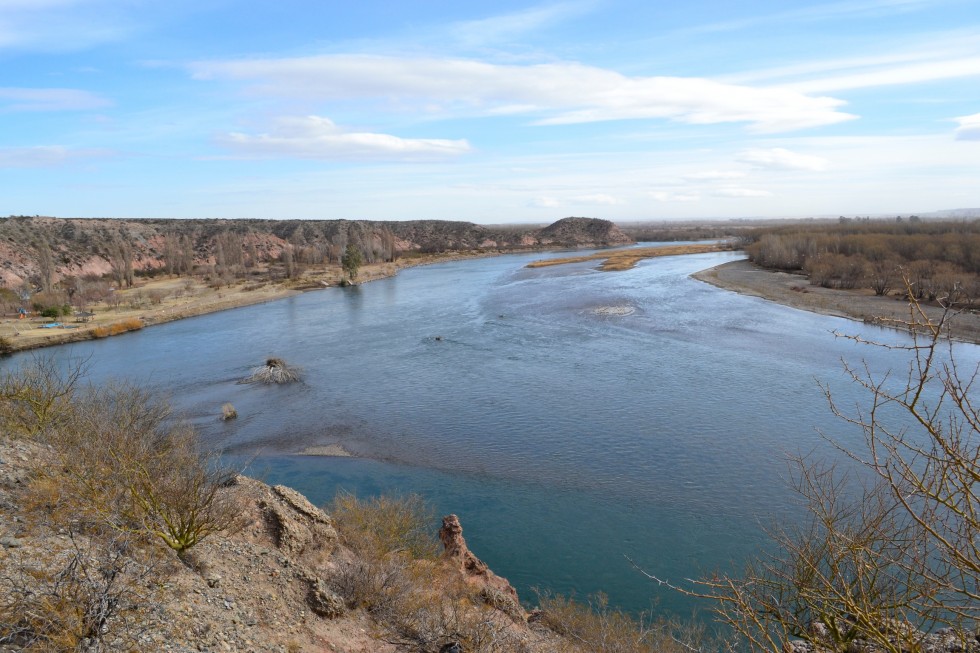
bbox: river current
[10,247,980,616]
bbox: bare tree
[651,286,980,652]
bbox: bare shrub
[0,530,157,652]
[0,353,86,438]
[24,377,242,556]
[388,589,533,653]
[656,289,980,652]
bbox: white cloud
[217,115,471,161]
[711,187,774,198]
[530,196,561,208]
[650,191,700,202]
[0,145,111,167]
[0,87,111,111]
[737,147,829,171]
[572,193,622,205]
[683,170,747,181]
[190,55,855,133]
[954,112,980,140]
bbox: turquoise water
[9,248,979,616]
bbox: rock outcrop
[439,513,521,606]
[536,217,632,247]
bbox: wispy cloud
[0,0,137,51]
[682,170,747,181]
[954,112,980,140]
[711,187,774,198]
[216,115,471,161]
[572,193,622,205]
[0,87,111,111]
[680,0,937,36]
[782,55,980,93]
[529,196,561,208]
[737,147,829,171]
[191,55,855,133]
[450,1,595,47]
[650,191,701,202]
[0,145,112,168]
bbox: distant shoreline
[692,259,980,345]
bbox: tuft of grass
[221,402,237,420]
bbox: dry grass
[330,492,440,561]
[220,402,237,420]
[534,591,708,653]
[92,318,143,338]
[241,357,302,384]
[526,244,727,271]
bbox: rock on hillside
[536,217,632,247]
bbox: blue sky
[2,0,978,223]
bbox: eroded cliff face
[0,215,633,287]
[0,438,570,652]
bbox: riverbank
[693,259,980,344]
[0,250,501,354]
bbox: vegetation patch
[526,243,729,271]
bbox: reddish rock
[439,514,520,605]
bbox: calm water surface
[11,248,980,616]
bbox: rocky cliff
[0,436,571,652]
[0,215,632,287]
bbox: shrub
[0,530,158,651]
[6,363,242,557]
[0,336,13,355]
[534,591,703,653]
[33,382,242,555]
[678,293,980,652]
[330,492,440,561]
[0,354,86,438]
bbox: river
[9,247,979,616]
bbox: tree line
[742,219,980,306]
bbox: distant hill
[0,215,632,287]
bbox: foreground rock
[0,438,572,652]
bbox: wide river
[11,247,980,616]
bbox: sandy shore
[693,259,980,344]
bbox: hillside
[0,216,632,289]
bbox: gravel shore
[693,259,980,345]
